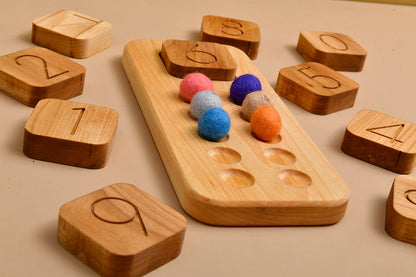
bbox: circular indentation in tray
[405,190,416,205]
[264,148,296,165]
[278,169,312,188]
[221,169,255,188]
[209,147,241,164]
[91,197,137,224]
[252,132,282,144]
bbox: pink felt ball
[180,73,214,102]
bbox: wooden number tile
[32,9,112,58]
[200,15,261,60]
[341,110,416,173]
[276,62,359,115]
[23,99,119,169]
[0,47,85,107]
[386,175,416,245]
[296,31,367,72]
[58,183,187,277]
[160,39,237,81]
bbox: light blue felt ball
[229,74,262,105]
[190,90,223,119]
[198,108,231,141]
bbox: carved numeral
[91,197,148,236]
[366,124,405,143]
[54,13,102,37]
[319,34,348,51]
[15,55,69,80]
[221,19,244,36]
[298,66,341,89]
[185,43,218,64]
[71,107,85,135]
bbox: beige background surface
[1,0,415,276]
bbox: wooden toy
[296,31,367,72]
[23,99,118,169]
[385,175,416,245]
[32,9,112,58]
[200,15,260,59]
[0,47,85,107]
[350,0,415,5]
[276,62,359,115]
[161,39,237,81]
[122,39,349,226]
[58,183,187,277]
[341,110,416,174]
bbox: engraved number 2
[15,55,69,80]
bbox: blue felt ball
[229,74,262,105]
[198,108,231,141]
[190,90,222,119]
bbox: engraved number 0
[15,55,69,80]
[319,34,348,51]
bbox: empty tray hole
[221,169,254,188]
[209,147,241,164]
[278,169,312,188]
[264,148,296,165]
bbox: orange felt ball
[250,106,282,141]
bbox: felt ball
[190,90,222,119]
[229,74,262,105]
[242,90,277,121]
[198,108,231,141]
[251,106,282,141]
[180,73,214,102]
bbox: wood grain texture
[58,183,187,277]
[32,9,112,58]
[296,31,367,72]
[349,0,416,5]
[276,62,359,115]
[341,109,416,173]
[200,15,260,60]
[160,39,237,81]
[122,39,349,226]
[24,99,119,169]
[0,47,85,107]
[385,175,416,245]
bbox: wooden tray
[122,39,349,226]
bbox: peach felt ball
[241,90,277,121]
[180,73,214,102]
[250,106,282,141]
